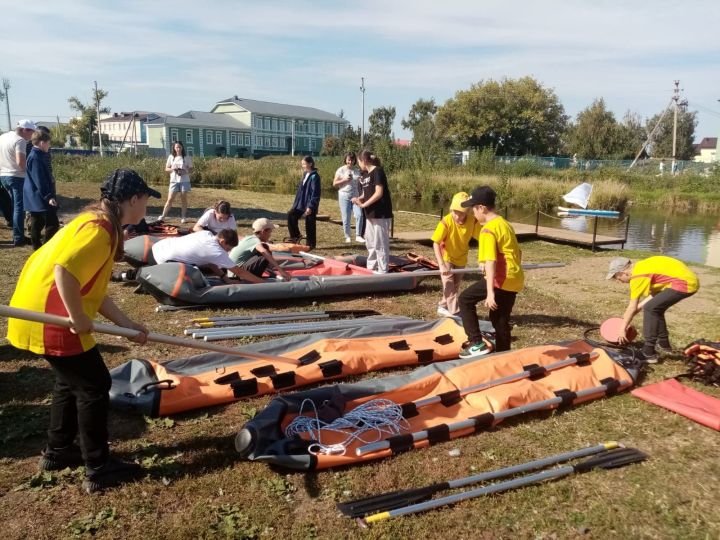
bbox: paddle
[361,447,647,524]
[0,305,299,366]
[338,441,619,518]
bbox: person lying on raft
[606,255,699,363]
[116,229,264,284]
[229,218,292,280]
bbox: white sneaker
[355,235,365,243]
[345,236,352,243]
[437,306,452,317]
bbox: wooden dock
[393,220,627,251]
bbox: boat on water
[557,183,620,218]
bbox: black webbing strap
[471,412,495,432]
[250,365,277,378]
[389,340,410,351]
[270,371,296,390]
[298,350,321,366]
[387,434,415,454]
[318,359,343,378]
[570,352,592,367]
[415,349,434,364]
[600,377,621,396]
[522,363,547,381]
[213,371,240,385]
[231,378,258,398]
[439,389,462,407]
[554,389,577,407]
[401,401,419,418]
[426,424,451,445]
[434,333,454,345]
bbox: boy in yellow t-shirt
[607,255,699,363]
[458,186,524,357]
[431,191,479,317]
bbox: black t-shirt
[358,167,393,219]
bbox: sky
[1,0,719,145]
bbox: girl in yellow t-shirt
[7,168,160,494]
[431,192,478,317]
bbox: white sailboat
[558,182,619,218]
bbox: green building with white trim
[145,96,348,158]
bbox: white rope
[284,398,408,456]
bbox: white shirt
[301,172,310,185]
[0,131,27,177]
[196,208,237,234]
[152,230,235,268]
[334,165,360,197]
[166,155,192,183]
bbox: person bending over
[229,217,292,280]
[192,200,237,234]
[606,255,699,363]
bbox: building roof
[145,111,250,130]
[100,111,165,123]
[214,96,348,123]
[694,137,718,152]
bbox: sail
[562,182,593,209]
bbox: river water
[392,198,720,268]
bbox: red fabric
[631,379,720,430]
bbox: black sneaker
[111,270,137,283]
[638,350,659,364]
[82,457,144,494]
[38,444,84,471]
[655,344,673,355]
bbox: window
[265,137,270,147]
[309,138,314,150]
[244,134,250,146]
[187,147,194,156]
[185,130,193,144]
[215,131,222,144]
[280,138,286,148]
[256,135,262,147]
[272,118,277,131]
[206,131,213,144]
[309,121,315,134]
[170,128,178,142]
[318,122,324,134]
[279,120,285,132]
[254,117,261,128]
[230,132,237,146]
[272,137,278,147]
[264,118,270,130]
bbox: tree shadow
[56,194,96,214]
[0,403,49,459]
[511,313,597,328]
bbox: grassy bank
[50,154,720,213]
[1,182,719,539]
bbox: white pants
[365,217,391,273]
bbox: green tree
[339,124,361,154]
[436,76,567,155]
[566,99,619,159]
[401,98,437,132]
[368,106,396,145]
[321,135,343,156]
[67,86,110,149]
[402,98,447,168]
[646,106,697,160]
[614,111,647,160]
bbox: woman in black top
[352,150,393,273]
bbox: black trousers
[287,209,316,249]
[29,209,60,250]
[459,280,517,352]
[0,184,12,226]
[44,347,111,468]
[642,289,694,352]
[241,253,270,277]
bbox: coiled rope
[285,398,409,456]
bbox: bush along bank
[50,154,720,213]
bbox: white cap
[606,257,631,280]
[252,217,279,232]
[16,119,37,130]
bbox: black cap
[461,186,496,208]
[100,168,161,202]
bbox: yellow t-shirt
[430,213,479,267]
[478,216,524,293]
[629,256,699,300]
[7,212,118,356]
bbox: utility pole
[1,79,11,131]
[360,77,366,147]
[670,80,687,175]
[94,81,104,156]
[291,118,295,156]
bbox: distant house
[142,96,349,158]
[693,137,718,163]
[394,138,411,147]
[99,111,163,150]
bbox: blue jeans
[0,176,25,244]
[338,192,364,238]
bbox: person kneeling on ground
[431,191,479,318]
[116,229,264,284]
[192,200,237,234]
[229,217,292,280]
[606,255,699,363]
[7,168,159,494]
[458,186,524,358]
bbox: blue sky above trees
[2,0,719,143]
